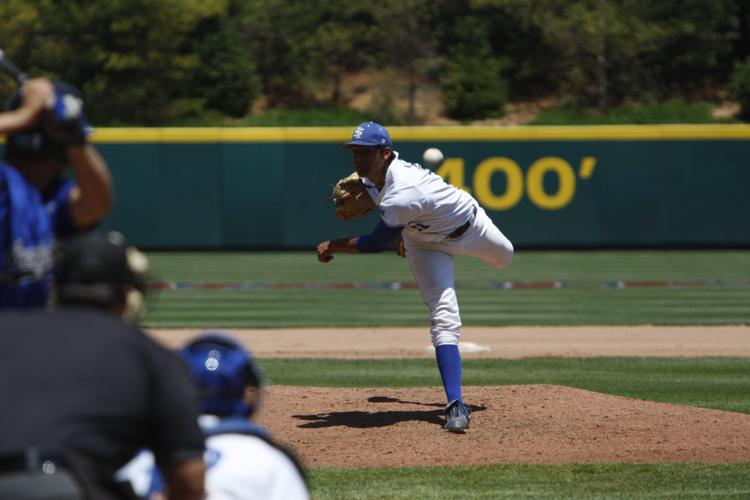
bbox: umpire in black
[0,231,206,499]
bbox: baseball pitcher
[318,121,514,433]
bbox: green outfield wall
[79,125,750,248]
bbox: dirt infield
[256,385,750,467]
[148,326,750,466]
[148,325,750,358]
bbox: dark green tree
[0,1,49,97]
[1,0,228,124]
[475,0,738,108]
[440,16,508,120]
[623,0,738,100]
[238,0,317,106]
[188,3,261,118]
[467,0,558,100]
[299,0,379,106]
[730,56,750,120]
[371,0,441,123]
[1,0,747,123]
[239,0,380,108]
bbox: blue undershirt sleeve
[355,219,404,253]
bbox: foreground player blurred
[0,231,205,499]
[119,332,309,500]
[317,122,514,432]
[0,77,112,308]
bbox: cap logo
[352,126,365,139]
[205,350,221,371]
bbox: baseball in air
[422,147,445,168]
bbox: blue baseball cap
[343,121,393,148]
[179,332,264,418]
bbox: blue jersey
[42,176,76,238]
[0,161,73,309]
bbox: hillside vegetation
[2,0,749,125]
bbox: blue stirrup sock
[435,344,463,403]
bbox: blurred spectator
[0,231,205,499]
[0,78,112,308]
[118,331,309,500]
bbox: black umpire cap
[54,230,147,309]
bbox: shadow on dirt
[292,396,485,428]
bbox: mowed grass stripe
[308,463,750,500]
[142,251,750,499]
[149,288,750,303]
[306,379,750,498]
[148,252,413,282]
[141,251,750,327]
[146,250,750,283]
[457,302,750,313]
[258,357,750,413]
[143,288,750,327]
[152,308,427,319]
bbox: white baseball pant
[404,206,513,347]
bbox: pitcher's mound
[256,385,750,467]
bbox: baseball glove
[331,171,375,221]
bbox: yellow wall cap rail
[4,125,750,143]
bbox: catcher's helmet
[54,230,147,310]
[179,332,265,418]
[4,79,88,160]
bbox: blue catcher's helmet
[179,332,264,418]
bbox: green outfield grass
[143,250,750,327]
[258,357,750,413]
[308,463,750,499]
[269,356,750,499]
[142,250,750,498]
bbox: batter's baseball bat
[0,49,27,83]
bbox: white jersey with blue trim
[364,152,476,242]
[117,416,308,500]
[202,433,308,500]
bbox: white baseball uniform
[364,152,514,346]
[117,416,308,500]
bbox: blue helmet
[178,332,264,418]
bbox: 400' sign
[436,156,597,211]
